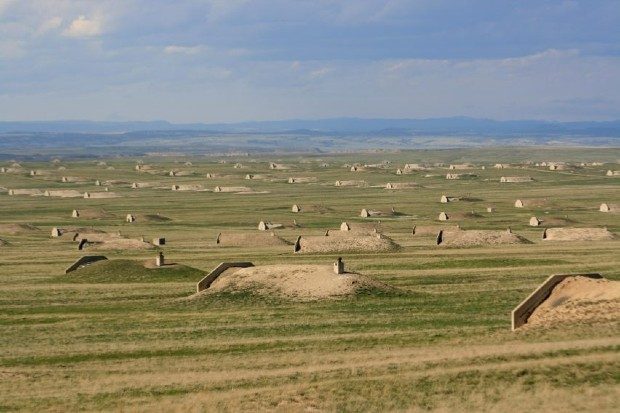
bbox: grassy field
[0,147,619,411]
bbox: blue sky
[1,0,619,122]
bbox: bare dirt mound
[84,192,120,199]
[216,232,292,247]
[172,184,204,191]
[500,176,534,183]
[8,189,44,196]
[438,229,530,247]
[200,264,395,300]
[384,182,419,189]
[83,238,155,250]
[296,233,399,253]
[527,276,620,327]
[44,189,83,198]
[543,227,615,241]
[334,180,367,187]
[0,223,40,235]
[213,186,252,193]
[412,225,459,236]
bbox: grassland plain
[0,147,619,412]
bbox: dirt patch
[296,233,399,253]
[438,229,531,247]
[0,223,40,235]
[543,227,615,241]
[216,232,292,247]
[527,276,620,327]
[197,264,395,301]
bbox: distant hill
[1,117,620,136]
[0,117,618,158]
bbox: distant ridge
[1,117,620,136]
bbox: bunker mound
[288,177,317,183]
[8,189,44,196]
[527,276,620,327]
[384,182,419,189]
[500,176,534,183]
[138,214,172,222]
[334,180,367,187]
[172,184,204,191]
[82,238,156,250]
[437,229,531,247]
[72,209,114,219]
[542,227,615,241]
[295,234,399,254]
[0,223,40,235]
[201,264,394,301]
[541,216,577,226]
[84,192,120,199]
[44,189,83,198]
[213,186,252,193]
[216,232,292,247]
[60,259,205,283]
[412,225,459,236]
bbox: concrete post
[156,252,164,267]
[333,257,345,275]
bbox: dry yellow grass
[0,148,618,411]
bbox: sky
[1,0,619,123]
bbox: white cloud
[309,67,331,78]
[163,45,205,55]
[63,15,103,38]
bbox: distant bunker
[500,176,534,183]
[216,232,292,247]
[62,258,205,283]
[194,263,395,301]
[385,182,418,190]
[294,233,399,254]
[542,227,615,241]
[512,274,619,329]
[59,229,156,251]
[436,229,530,247]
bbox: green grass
[56,259,205,283]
